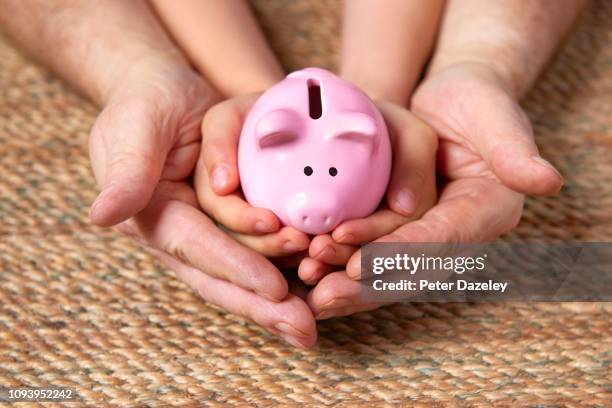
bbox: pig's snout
[287,192,342,235]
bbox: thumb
[89,105,166,227]
[458,88,563,196]
[200,94,258,195]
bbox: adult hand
[307,62,563,319]
[88,56,316,348]
[0,0,316,346]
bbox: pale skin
[305,0,585,319]
[297,0,446,286]
[0,0,587,346]
[192,0,584,320]
[0,0,316,348]
[155,1,440,327]
[153,1,441,270]
[151,0,284,97]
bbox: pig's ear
[329,112,378,152]
[255,109,301,149]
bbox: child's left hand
[194,94,311,261]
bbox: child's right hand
[194,95,311,260]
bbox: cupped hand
[307,62,563,320]
[88,57,316,347]
[194,94,310,260]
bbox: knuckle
[420,123,439,152]
[234,251,272,288]
[162,226,201,267]
[425,214,461,243]
[192,278,213,304]
[202,100,239,132]
[107,149,156,171]
[464,178,492,198]
[397,213,460,244]
[166,242,191,266]
[149,180,192,205]
[408,167,428,187]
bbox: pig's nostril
[323,216,331,225]
[302,216,310,224]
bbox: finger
[89,103,167,227]
[331,208,409,245]
[346,177,524,279]
[150,247,316,348]
[200,94,259,195]
[308,234,358,266]
[298,257,335,286]
[228,226,310,258]
[377,101,438,217]
[416,80,563,195]
[195,158,280,234]
[479,100,563,195]
[161,139,201,181]
[307,272,383,320]
[134,182,289,301]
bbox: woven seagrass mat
[1,0,611,406]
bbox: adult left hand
[306,62,563,320]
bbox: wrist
[102,52,221,120]
[427,41,535,99]
[221,69,284,97]
[27,0,194,106]
[91,46,191,105]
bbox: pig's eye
[328,167,338,177]
[304,166,313,176]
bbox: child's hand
[194,95,310,259]
[298,102,439,286]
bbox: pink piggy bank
[238,68,392,235]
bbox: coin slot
[307,79,322,119]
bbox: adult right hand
[0,0,318,347]
[87,55,316,348]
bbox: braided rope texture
[1,0,611,406]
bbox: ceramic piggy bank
[238,68,392,235]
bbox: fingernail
[89,186,117,223]
[395,188,417,215]
[315,298,353,319]
[255,220,275,233]
[531,156,562,178]
[89,199,101,219]
[116,222,136,237]
[274,322,308,337]
[334,233,356,244]
[315,245,335,260]
[315,311,333,320]
[280,334,309,348]
[211,165,230,192]
[303,266,325,286]
[90,187,111,215]
[257,290,282,302]
[346,256,361,280]
[320,297,352,310]
[283,241,298,253]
